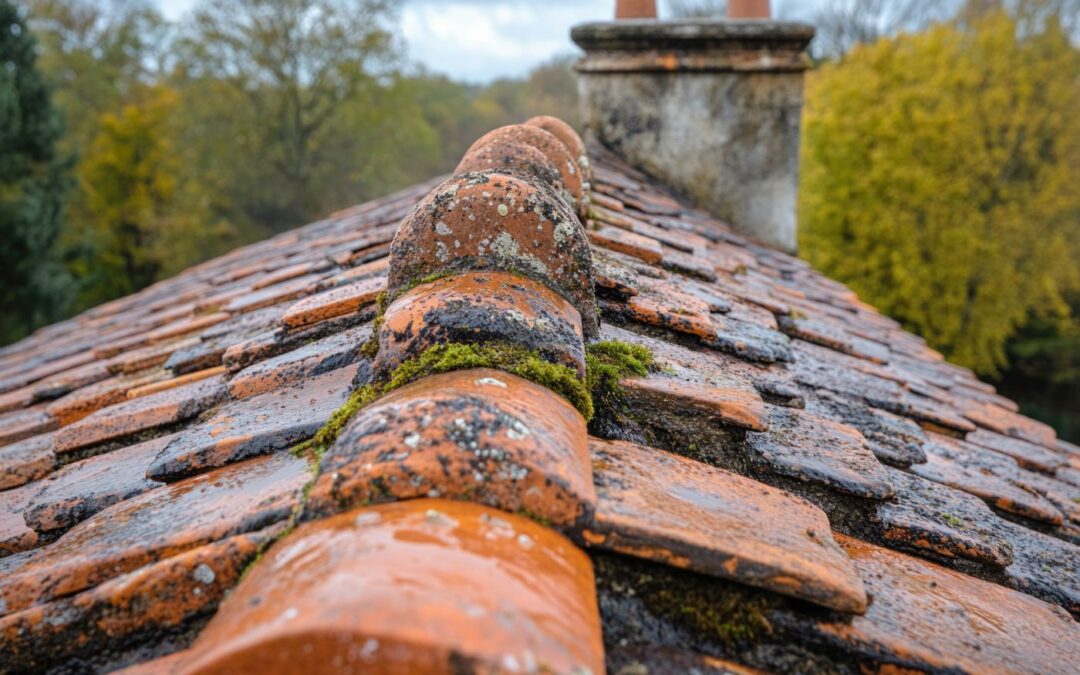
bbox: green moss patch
[585,340,654,425]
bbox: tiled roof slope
[0,116,1077,674]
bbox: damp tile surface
[0,137,1076,673]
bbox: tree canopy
[0,0,71,343]
[800,7,1080,375]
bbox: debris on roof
[0,116,1077,674]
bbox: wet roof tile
[308,368,595,529]
[817,535,1078,674]
[0,433,56,490]
[147,365,354,482]
[52,375,227,456]
[0,452,305,616]
[876,467,1014,568]
[911,434,1065,525]
[745,406,894,500]
[0,526,279,674]
[280,275,383,329]
[0,482,39,556]
[23,434,171,533]
[586,438,867,612]
[169,500,605,674]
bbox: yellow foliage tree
[799,10,1080,375]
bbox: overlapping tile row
[0,131,1075,672]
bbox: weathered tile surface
[816,535,1079,674]
[148,366,354,481]
[586,438,867,612]
[745,407,894,500]
[172,500,605,675]
[308,368,595,528]
[23,434,172,532]
[52,376,227,455]
[0,452,306,615]
[0,433,56,490]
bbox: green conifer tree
[0,0,70,344]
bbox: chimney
[615,0,656,19]
[572,4,813,253]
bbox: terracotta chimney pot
[615,0,657,19]
[727,0,771,19]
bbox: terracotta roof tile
[0,482,39,556]
[52,375,227,456]
[147,365,354,482]
[226,323,370,399]
[0,526,279,673]
[23,434,171,533]
[620,376,768,432]
[0,433,56,490]
[876,467,1014,568]
[0,452,305,616]
[279,275,382,328]
[388,171,599,337]
[374,271,586,377]
[0,406,57,446]
[586,438,867,612]
[912,434,1065,525]
[308,368,595,528]
[746,407,894,500]
[817,535,1078,674]
[165,500,604,674]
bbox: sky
[155,0,819,83]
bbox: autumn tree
[174,0,402,232]
[0,0,71,343]
[799,8,1080,375]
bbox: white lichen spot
[502,655,521,672]
[360,638,379,659]
[473,470,486,483]
[554,219,576,245]
[280,607,299,622]
[435,241,449,262]
[435,221,452,236]
[506,418,531,441]
[192,563,216,585]
[567,160,577,175]
[475,376,507,388]
[497,204,509,217]
[517,533,534,549]
[403,432,422,449]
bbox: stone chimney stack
[572,3,813,253]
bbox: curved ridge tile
[174,500,605,675]
[307,368,595,529]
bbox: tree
[0,0,71,343]
[809,0,960,58]
[174,0,402,232]
[70,86,181,304]
[799,9,1080,376]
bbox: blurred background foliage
[0,0,1076,438]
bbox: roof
[0,116,1077,674]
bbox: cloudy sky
[156,0,819,83]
